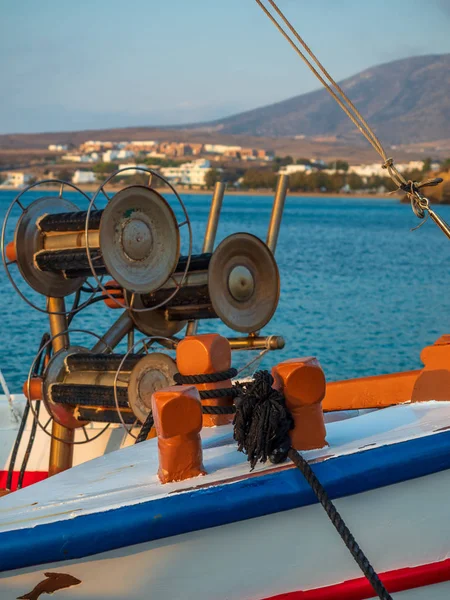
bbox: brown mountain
[200,55,450,145]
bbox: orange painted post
[272,357,327,451]
[176,334,234,427]
[412,335,450,402]
[152,384,206,484]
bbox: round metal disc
[99,186,180,293]
[128,353,178,423]
[127,292,187,337]
[15,197,86,297]
[43,346,89,429]
[208,233,280,333]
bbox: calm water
[1,189,450,392]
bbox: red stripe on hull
[0,470,48,491]
[265,558,450,600]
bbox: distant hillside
[201,55,450,145]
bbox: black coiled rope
[135,412,155,444]
[174,369,238,414]
[233,370,393,600]
[174,368,237,385]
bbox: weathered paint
[1,468,450,599]
[272,357,327,450]
[176,334,234,426]
[152,385,205,483]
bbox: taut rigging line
[255,0,450,241]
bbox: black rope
[288,449,392,600]
[199,387,238,400]
[135,412,155,444]
[174,368,237,384]
[76,409,136,424]
[233,370,393,600]
[51,384,129,407]
[6,402,29,490]
[202,405,236,415]
[6,333,50,491]
[17,401,40,490]
[53,395,130,409]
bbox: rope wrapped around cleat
[233,369,393,600]
[135,412,155,444]
[174,368,237,384]
[174,369,238,414]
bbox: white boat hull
[2,405,450,599]
[1,469,449,599]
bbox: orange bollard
[176,334,234,427]
[272,357,327,451]
[152,384,206,484]
[412,335,450,402]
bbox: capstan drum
[128,232,280,336]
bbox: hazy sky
[1,0,450,134]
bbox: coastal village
[0,137,446,196]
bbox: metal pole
[47,297,74,477]
[91,311,134,353]
[228,335,285,351]
[266,174,288,254]
[186,181,226,336]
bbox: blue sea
[1,188,450,393]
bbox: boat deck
[1,400,449,534]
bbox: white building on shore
[348,160,424,178]
[117,163,147,175]
[102,150,135,163]
[160,159,213,187]
[204,144,242,155]
[278,164,315,176]
[1,172,33,188]
[48,144,69,152]
[72,170,96,184]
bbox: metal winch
[129,232,280,336]
[30,341,177,430]
[4,184,184,300]
[3,169,289,478]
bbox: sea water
[1,189,450,392]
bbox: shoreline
[0,184,396,200]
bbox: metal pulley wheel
[86,166,193,311]
[208,233,280,333]
[1,180,98,315]
[114,335,177,438]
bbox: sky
[1,0,450,134]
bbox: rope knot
[382,157,394,169]
[233,370,294,470]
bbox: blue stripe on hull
[2,430,450,573]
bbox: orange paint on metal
[152,384,206,484]
[323,335,450,411]
[323,370,420,411]
[412,335,450,402]
[102,281,125,309]
[176,334,234,427]
[5,241,16,263]
[272,358,327,451]
[23,377,43,401]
